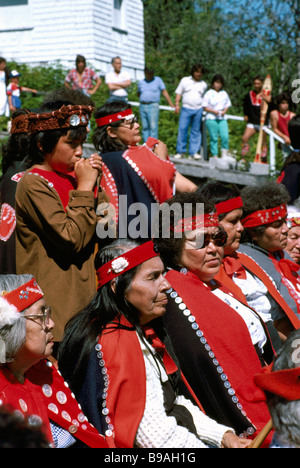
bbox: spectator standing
[174,63,207,160]
[137,67,175,142]
[270,92,295,158]
[202,74,232,158]
[105,57,131,103]
[6,70,37,113]
[64,55,102,97]
[0,57,9,117]
[241,76,272,159]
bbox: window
[113,0,124,30]
[0,0,28,5]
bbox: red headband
[1,278,43,313]
[254,363,300,401]
[173,212,219,234]
[96,241,159,289]
[96,109,133,127]
[241,204,287,228]
[216,196,243,215]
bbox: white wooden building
[0,0,145,80]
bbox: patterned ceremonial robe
[238,243,300,321]
[100,141,176,239]
[163,269,273,445]
[0,359,109,448]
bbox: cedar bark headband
[27,105,94,134]
[241,204,288,228]
[96,241,158,289]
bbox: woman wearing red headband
[238,181,300,331]
[0,274,109,448]
[92,101,196,239]
[154,190,275,446]
[15,103,111,346]
[199,181,299,349]
[58,239,248,448]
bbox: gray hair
[0,274,33,364]
[267,329,300,447]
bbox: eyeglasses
[118,116,138,129]
[186,230,227,250]
[23,306,52,329]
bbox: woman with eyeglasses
[153,191,274,446]
[0,274,109,448]
[58,239,250,448]
[92,101,196,240]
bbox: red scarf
[142,325,178,375]
[30,168,77,210]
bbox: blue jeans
[107,95,128,103]
[176,107,203,155]
[139,102,160,141]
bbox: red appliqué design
[0,203,16,241]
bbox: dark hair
[76,55,86,67]
[25,98,88,167]
[253,75,264,82]
[191,62,205,75]
[288,115,300,151]
[92,101,131,153]
[58,239,145,394]
[41,87,94,111]
[198,181,240,220]
[153,191,216,269]
[240,181,290,241]
[276,92,291,107]
[1,109,31,174]
[211,74,225,88]
[111,56,121,64]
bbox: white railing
[129,101,289,175]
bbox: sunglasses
[186,230,227,249]
[118,116,138,129]
[22,306,52,329]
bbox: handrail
[129,101,291,175]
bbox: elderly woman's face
[21,299,55,362]
[180,227,225,282]
[252,218,289,252]
[285,226,300,264]
[219,208,244,255]
[125,257,170,325]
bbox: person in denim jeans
[174,63,207,160]
[138,68,175,142]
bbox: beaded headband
[0,278,43,328]
[95,109,134,127]
[254,363,300,401]
[215,196,243,216]
[241,204,287,228]
[27,105,94,134]
[173,212,219,234]
[96,241,158,289]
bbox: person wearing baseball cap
[7,69,38,112]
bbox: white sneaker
[192,153,202,160]
[174,153,184,159]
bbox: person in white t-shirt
[174,63,207,160]
[203,74,232,158]
[105,57,131,103]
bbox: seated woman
[58,240,249,448]
[92,101,196,239]
[0,274,108,448]
[153,191,274,444]
[238,181,300,327]
[15,104,110,344]
[199,181,299,347]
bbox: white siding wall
[0,0,144,79]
